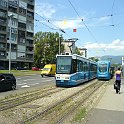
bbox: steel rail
[0,87,65,111]
[55,81,106,124]
[20,80,102,124]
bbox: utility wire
[35,19,58,30]
[110,0,116,26]
[67,0,99,44]
[19,2,72,38]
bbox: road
[0,74,56,99]
[16,74,55,89]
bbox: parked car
[0,73,16,92]
[0,66,6,70]
[16,67,28,70]
[32,67,40,71]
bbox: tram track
[20,80,106,124]
[0,79,109,124]
[55,81,106,124]
[0,86,65,111]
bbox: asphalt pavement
[84,78,124,124]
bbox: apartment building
[0,0,34,69]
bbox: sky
[34,0,124,58]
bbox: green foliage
[75,47,81,55]
[89,57,99,62]
[34,32,64,68]
[74,108,86,122]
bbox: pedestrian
[115,67,121,94]
[121,67,124,77]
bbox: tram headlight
[65,76,70,80]
[57,77,60,79]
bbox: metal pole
[59,36,60,54]
[9,15,12,73]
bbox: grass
[73,108,86,122]
[0,70,41,76]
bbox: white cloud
[53,19,82,29]
[35,3,56,18]
[84,39,124,50]
[52,15,111,30]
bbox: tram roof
[56,54,96,64]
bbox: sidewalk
[84,78,124,124]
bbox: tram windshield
[98,63,107,72]
[56,56,72,74]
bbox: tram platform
[84,78,124,124]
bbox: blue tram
[97,60,114,80]
[55,54,97,87]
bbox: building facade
[62,39,77,55]
[0,0,34,69]
[78,48,87,58]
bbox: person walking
[121,66,124,77]
[115,67,121,94]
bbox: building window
[19,7,26,15]
[0,11,7,18]
[0,34,6,39]
[18,22,26,29]
[0,43,5,48]
[0,0,8,8]
[8,27,17,33]
[0,51,5,56]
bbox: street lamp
[68,38,78,54]
[8,14,14,73]
[59,35,62,55]
[56,34,62,55]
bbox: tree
[34,32,64,68]
[89,57,99,62]
[75,47,81,55]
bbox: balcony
[17,57,25,61]
[0,34,6,43]
[0,55,6,59]
[0,30,7,34]
[0,12,7,18]
[0,47,6,51]
[0,19,7,26]
[26,50,34,54]
[26,57,33,62]
[27,11,34,21]
[26,42,34,47]
[27,0,34,5]
[27,4,34,12]
[18,22,26,31]
[26,36,33,40]
[0,5,8,10]
[18,38,25,44]
[27,15,34,21]
[8,1,18,8]
[0,38,6,43]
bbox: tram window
[57,56,72,74]
[77,60,83,72]
[99,64,107,72]
[72,60,77,73]
[83,62,87,72]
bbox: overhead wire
[67,0,124,55]
[67,0,100,44]
[110,0,116,26]
[103,0,116,51]
[21,0,122,56]
[19,1,73,38]
[67,0,104,54]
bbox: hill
[99,55,123,64]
